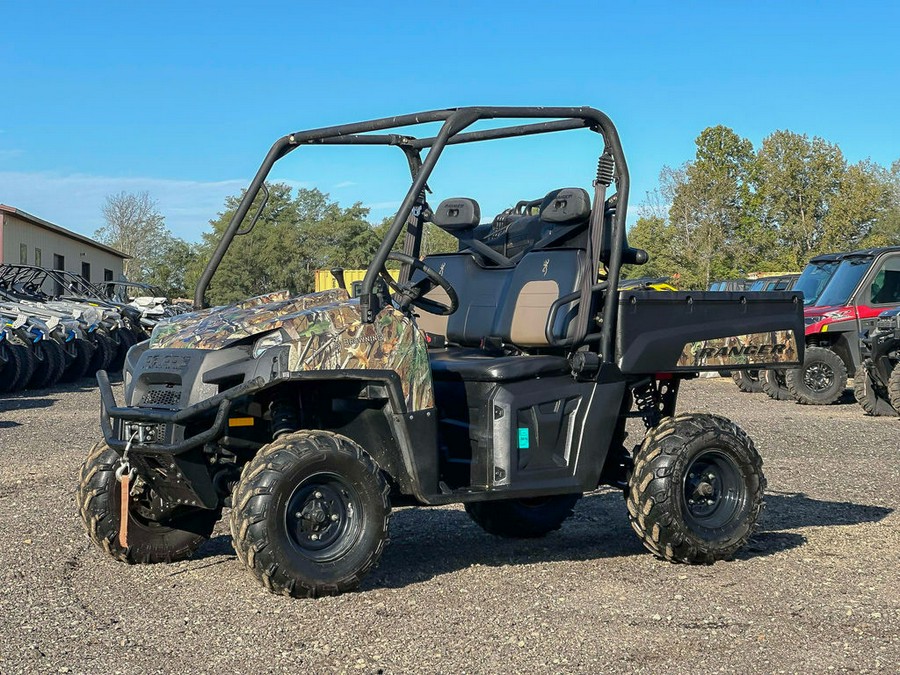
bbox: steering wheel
[378,252,459,316]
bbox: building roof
[0,204,131,259]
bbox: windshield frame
[793,260,842,306]
[812,256,874,308]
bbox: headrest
[540,187,591,224]
[433,198,481,231]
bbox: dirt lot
[0,377,897,674]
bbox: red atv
[779,247,900,405]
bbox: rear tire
[77,441,220,563]
[761,369,792,401]
[627,413,765,564]
[888,363,900,413]
[230,430,391,598]
[731,369,763,393]
[785,346,848,405]
[853,365,898,416]
[465,494,581,538]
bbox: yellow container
[314,269,398,296]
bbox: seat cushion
[429,348,570,382]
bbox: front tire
[230,431,391,598]
[853,365,898,417]
[761,369,792,401]
[28,339,67,389]
[61,338,94,382]
[627,414,765,564]
[888,363,900,413]
[731,369,763,393]
[785,346,848,405]
[77,441,220,563]
[0,341,24,393]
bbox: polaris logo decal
[676,330,798,368]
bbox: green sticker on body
[518,427,530,449]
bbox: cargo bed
[615,290,804,374]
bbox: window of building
[81,262,92,283]
[19,244,27,264]
[104,269,114,282]
[34,248,42,266]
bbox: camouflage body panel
[149,289,434,411]
[676,330,799,368]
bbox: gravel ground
[0,377,897,674]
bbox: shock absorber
[269,396,300,439]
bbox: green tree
[862,159,900,247]
[625,215,680,280]
[198,184,382,305]
[668,126,757,287]
[754,131,845,267]
[94,191,168,280]
[144,237,199,299]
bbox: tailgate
[615,290,804,374]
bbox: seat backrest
[415,253,514,345]
[493,249,585,347]
[415,192,588,348]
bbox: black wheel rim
[804,361,834,392]
[284,472,363,562]
[682,450,748,535]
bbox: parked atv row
[729,247,900,414]
[0,264,183,393]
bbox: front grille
[141,384,182,407]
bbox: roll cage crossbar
[194,106,631,362]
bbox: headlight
[252,330,286,358]
[805,316,824,325]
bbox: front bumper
[98,369,267,456]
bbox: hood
[804,305,850,318]
[149,288,351,350]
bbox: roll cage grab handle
[193,106,630,363]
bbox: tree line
[627,126,900,288]
[94,185,456,305]
[94,126,900,301]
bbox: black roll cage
[194,106,631,363]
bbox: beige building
[0,205,128,284]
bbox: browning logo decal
[677,330,798,368]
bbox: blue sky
[1,1,898,243]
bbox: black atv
[855,307,900,415]
[78,107,804,598]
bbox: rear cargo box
[616,290,804,374]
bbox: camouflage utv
[78,107,804,598]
